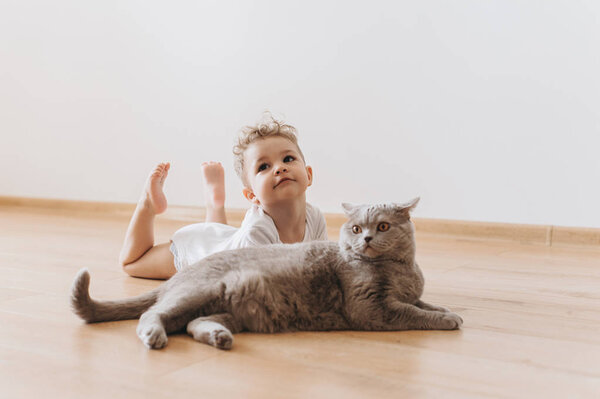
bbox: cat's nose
[364,237,372,243]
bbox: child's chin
[274,180,297,191]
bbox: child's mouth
[274,178,293,188]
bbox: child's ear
[306,166,313,187]
[242,187,261,205]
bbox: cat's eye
[352,225,362,234]
[377,222,390,232]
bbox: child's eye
[257,163,269,172]
[283,155,295,162]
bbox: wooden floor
[1,205,599,399]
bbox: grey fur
[71,199,463,350]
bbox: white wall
[1,0,599,228]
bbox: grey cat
[71,198,463,350]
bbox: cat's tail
[70,268,159,323]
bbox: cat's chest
[390,267,424,303]
[346,266,424,305]
[392,277,423,303]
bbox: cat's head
[339,198,420,262]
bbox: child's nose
[275,165,288,174]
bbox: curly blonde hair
[233,113,305,187]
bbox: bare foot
[141,162,170,214]
[201,161,226,210]
[201,162,227,224]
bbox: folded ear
[403,197,420,210]
[395,197,420,219]
[341,203,357,216]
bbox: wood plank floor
[1,205,599,398]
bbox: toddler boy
[118,115,327,279]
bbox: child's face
[242,136,313,208]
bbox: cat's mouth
[362,245,379,258]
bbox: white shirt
[170,203,328,271]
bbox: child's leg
[121,243,175,280]
[119,163,176,279]
[201,161,228,225]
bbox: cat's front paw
[441,312,463,330]
[209,329,233,350]
[432,305,452,313]
[137,324,168,349]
